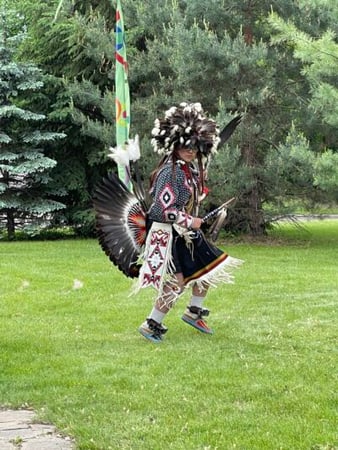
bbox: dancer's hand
[191,217,203,229]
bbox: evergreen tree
[269,1,338,201]
[126,1,312,233]
[13,0,116,233]
[127,0,337,233]
[269,3,338,128]
[11,0,337,236]
[0,23,65,238]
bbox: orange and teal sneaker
[181,306,213,334]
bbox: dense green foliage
[0,25,65,238]
[0,221,337,448]
[0,0,337,236]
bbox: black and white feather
[151,102,221,156]
[219,115,242,147]
[151,102,241,160]
[93,172,147,278]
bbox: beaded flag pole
[115,0,132,189]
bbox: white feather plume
[108,145,130,166]
[108,135,140,165]
[127,135,140,162]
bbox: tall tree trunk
[243,0,254,45]
[240,4,265,235]
[6,209,15,240]
[242,185,266,236]
[241,142,266,236]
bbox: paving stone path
[0,410,74,449]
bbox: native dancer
[93,102,243,343]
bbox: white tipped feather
[127,135,141,162]
[108,145,130,166]
[108,135,141,164]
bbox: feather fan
[207,208,228,242]
[92,172,147,278]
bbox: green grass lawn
[0,220,337,449]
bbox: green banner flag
[115,0,131,187]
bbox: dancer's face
[177,147,198,163]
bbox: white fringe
[186,255,244,292]
[132,222,244,301]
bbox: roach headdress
[151,102,221,157]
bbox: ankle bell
[146,318,168,335]
[187,306,210,318]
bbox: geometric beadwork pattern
[141,227,172,290]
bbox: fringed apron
[136,219,243,298]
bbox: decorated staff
[114,0,132,189]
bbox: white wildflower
[73,279,84,290]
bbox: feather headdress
[151,102,221,157]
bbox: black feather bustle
[92,172,146,278]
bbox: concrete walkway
[0,410,74,449]
[273,213,338,222]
